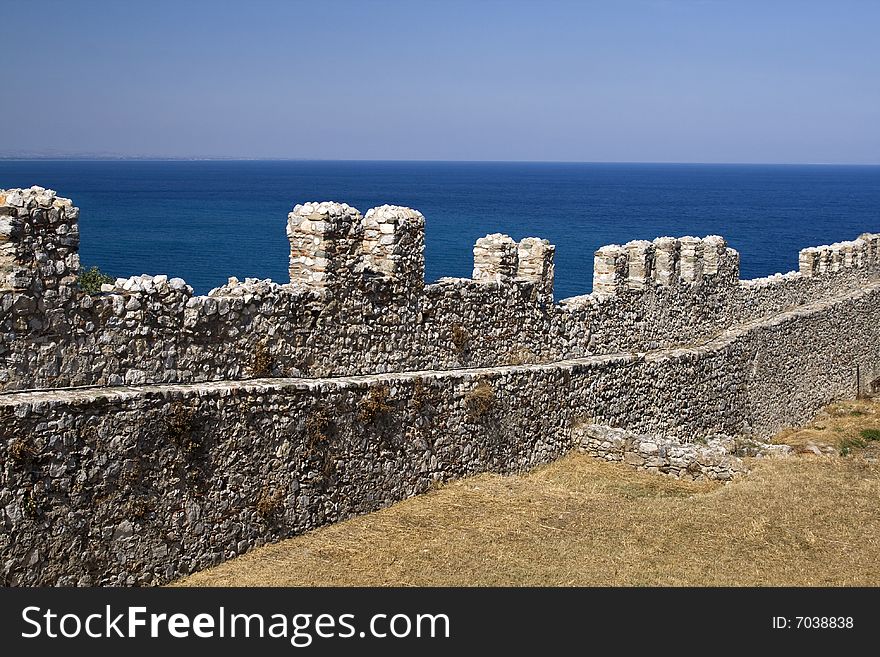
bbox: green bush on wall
[78,265,114,295]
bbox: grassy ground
[174,398,880,587]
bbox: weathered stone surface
[0,186,78,295]
[592,244,627,297]
[516,237,555,303]
[678,236,704,284]
[473,233,518,282]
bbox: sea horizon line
[2,156,880,167]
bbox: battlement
[798,235,880,277]
[471,232,556,302]
[361,205,425,277]
[0,186,79,295]
[592,235,740,297]
[516,237,555,303]
[286,201,362,290]
[1,186,877,392]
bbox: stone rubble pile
[577,423,794,481]
[100,273,191,296]
[208,276,288,300]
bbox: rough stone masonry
[1,185,878,585]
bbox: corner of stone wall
[703,236,740,286]
[859,233,880,269]
[0,186,80,298]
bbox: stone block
[678,236,704,284]
[593,244,627,296]
[516,237,555,301]
[473,233,518,282]
[625,240,653,291]
[652,237,679,287]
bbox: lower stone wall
[1,284,878,586]
[0,373,578,586]
[742,290,880,437]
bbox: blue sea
[1,160,878,299]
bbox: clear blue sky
[4,0,879,163]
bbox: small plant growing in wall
[124,497,155,521]
[165,402,209,491]
[251,340,276,378]
[358,384,393,424]
[450,323,470,355]
[77,265,114,294]
[8,438,37,468]
[410,377,439,414]
[117,458,143,488]
[166,403,199,455]
[21,487,47,518]
[504,346,538,366]
[305,409,330,448]
[256,486,286,523]
[305,409,336,480]
[465,380,496,420]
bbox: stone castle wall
[1,185,878,585]
[2,187,879,392]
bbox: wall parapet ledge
[100,274,192,296]
[2,184,878,394]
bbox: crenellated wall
[1,185,879,586]
[1,186,878,392]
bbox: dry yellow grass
[174,398,880,587]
